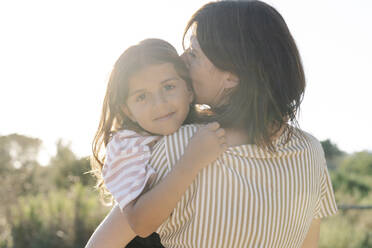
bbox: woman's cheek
[189,65,201,84]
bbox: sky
[0,0,371,165]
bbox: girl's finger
[207,122,220,130]
[220,143,228,150]
[219,136,226,144]
[216,128,225,137]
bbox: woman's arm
[125,123,226,238]
[301,218,321,248]
[85,204,135,248]
[124,152,202,237]
[85,155,203,247]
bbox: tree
[331,151,372,200]
[340,151,372,176]
[48,140,95,189]
[0,134,43,197]
[0,133,41,172]
[0,134,43,244]
[321,139,346,170]
[321,139,345,160]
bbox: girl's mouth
[154,112,176,121]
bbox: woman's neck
[225,124,287,147]
[225,128,250,147]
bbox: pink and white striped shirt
[102,130,160,210]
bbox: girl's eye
[164,84,175,91]
[136,93,146,102]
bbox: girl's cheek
[165,92,178,101]
[134,102,147,114]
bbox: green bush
[319,207,372,248]
[340,151,372,176]
[1,136,371,247]
[329,151,372,203]
[7,184,109,248]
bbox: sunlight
[0,0,371,160]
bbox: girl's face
[182,36,226,107]
[123,63,193,135]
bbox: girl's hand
[183,122,227,171]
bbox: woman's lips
[154,112,175,121]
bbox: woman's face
[182,36,226,107]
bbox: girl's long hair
[90,39,192,200]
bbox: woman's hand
[184,122,227,170]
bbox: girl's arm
[85,204,135,248]
[85,122,225,247]
[125,122,226,237]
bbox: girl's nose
[152,92,168,109]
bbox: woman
[88,1,337,247]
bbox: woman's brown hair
[91,39,192,200]
[183,0,306,150]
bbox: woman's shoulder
[224,126,325,159]
[164,124,202,140]
[154,124,201,157]
[293,128,324,151]
[177,124,202,132]
[150,124,203,175]
[284,127,326,163]
[152,124,201,151]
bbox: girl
[86,39,227,248]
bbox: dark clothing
[125,233,164,248]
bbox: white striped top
[102,130,160,210]
[149,124,338,248]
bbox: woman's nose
[180,51,190,69]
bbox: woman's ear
[121,105,136,123]
[223,72,240,89]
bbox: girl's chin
[152,125,180,136]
